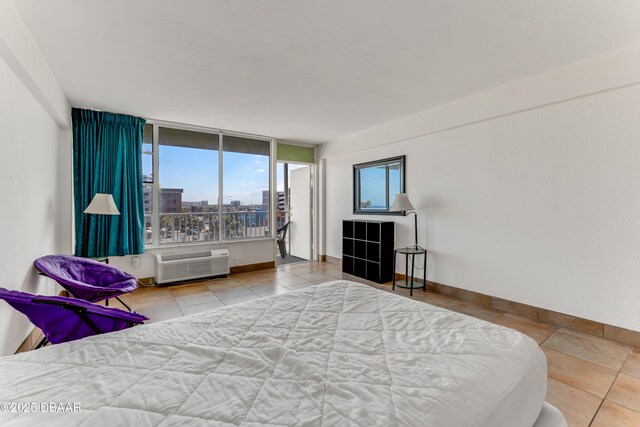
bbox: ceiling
[15,0,640,144]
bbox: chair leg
[277,240,287,259]
[115,296,132,312]
[35,337,49,349]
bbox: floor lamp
[82,193,120,257]
[391,193,422,250]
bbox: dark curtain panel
[72,108,146,257]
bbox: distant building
[182,200,210,212]
[161,188,183,213]
[262,190,285,210]
[143,187,184,213]
[143,186,152,214]
[278,191,285,211]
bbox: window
[222,136,270,240]
[158,127,219,245]
[143,123,272,246]
[142,124,154,244]
[353,156,405,214]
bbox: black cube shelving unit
[342,220,394,283]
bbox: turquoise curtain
[72,108,146,257]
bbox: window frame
[141,123,155,245]
[144,120,275,248]
[353,155,406,215]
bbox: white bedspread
[0,281,547,426]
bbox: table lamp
[82,193,120,256]
[390,193,421,249]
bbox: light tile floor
[103,261,640,426]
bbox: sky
[144,146,270,205]
[359,166,401,209]
[143,145,394,208]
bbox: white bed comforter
[0,281,546,426]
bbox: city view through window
[143,125,284,245]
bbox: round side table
[392,246,427,296]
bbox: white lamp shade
[390,193,415,212]
[84,193,120,215]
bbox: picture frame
[353,155,405,214]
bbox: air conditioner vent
[155,249,229,284]
[161,251,214,262]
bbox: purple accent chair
[34,255,138,311]
[0,287,147,348]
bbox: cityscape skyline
[143,145,270,205]
[143,185,285,214]
[143,159,298,205]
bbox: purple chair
[0,287,147,348]
[34,255,137,311]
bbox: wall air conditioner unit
[155,249,229,285]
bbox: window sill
[144,237,275,251]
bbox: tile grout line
[588,348,636,426]
[538,328,557,347]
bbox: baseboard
[322,255,341,266]
[139,261,277,286]
[15,327,44,355]
[393,273,640,347]
[138,277,155,286]
[230,261,276,274]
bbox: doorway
[276,162,314,265]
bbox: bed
[0,280,566,426]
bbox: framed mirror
[353,155,405,214]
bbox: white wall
[109,240,277,278]
[0,55,66,355]
[0,0,70,356]
[0,0,69,128]
[320,41,640,332]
